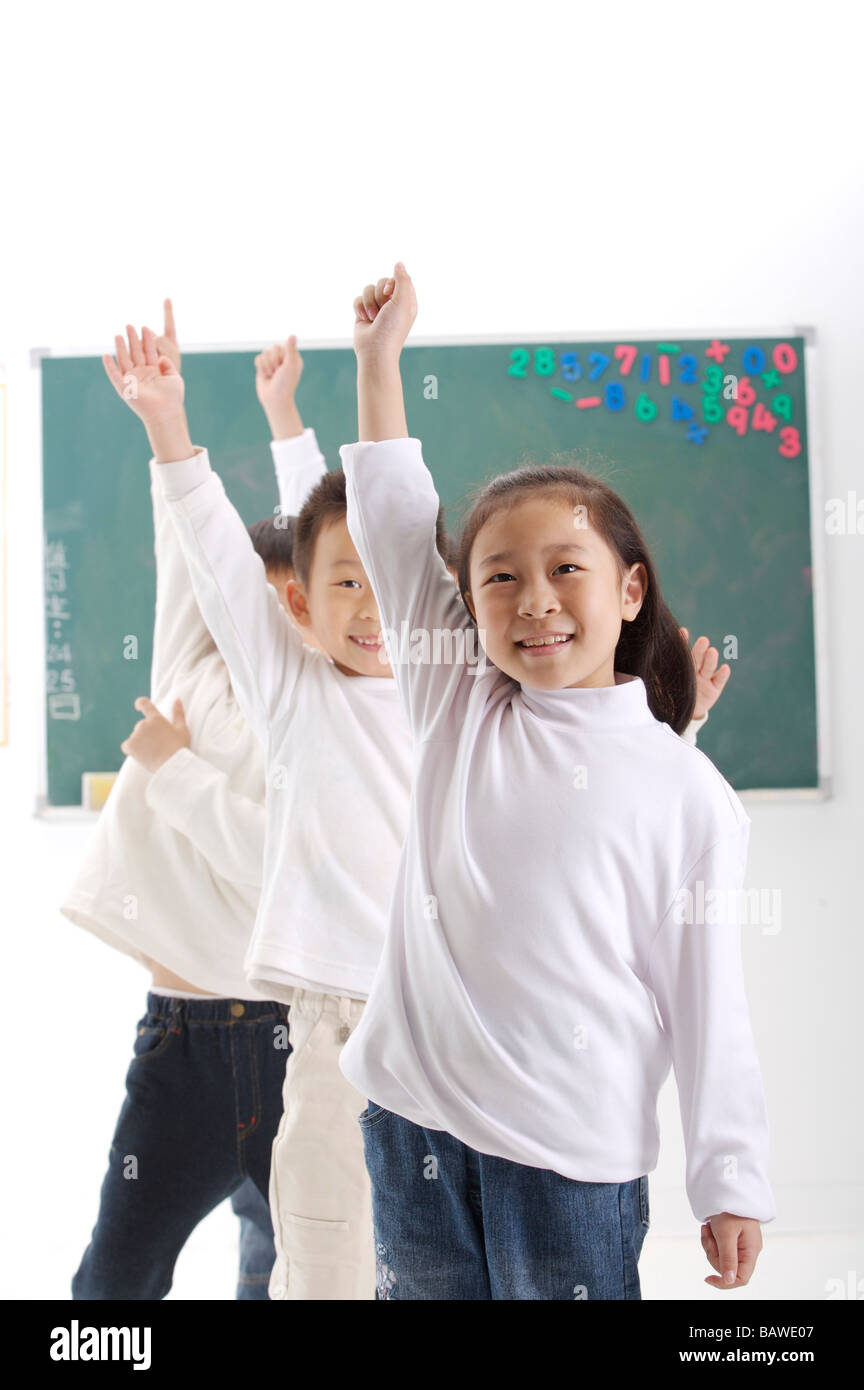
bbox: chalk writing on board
[45,538,80,721]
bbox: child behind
[65,316,326,1299]
[337,264,776,1300]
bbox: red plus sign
[705,340,731,363]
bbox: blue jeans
[230,1177,278,1300]
[72,992,291,1300]
[359,1102,650,1300]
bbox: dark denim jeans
[359,1102,650,1300]
[230,1176,278,1300]
[72,992,291,1300]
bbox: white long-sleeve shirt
[337,436,775,1226]
[60,431,326,997]
[156,447,413,1002]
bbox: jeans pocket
[639,1174,650,1228]
[131,1013,177,1065]
[358,1098,391,1127]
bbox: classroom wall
[1,0,861,1293]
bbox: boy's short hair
[247,515,297,575]
[292,470,450,588]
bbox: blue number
[560,351,582,382]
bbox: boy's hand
[120,696,191,773]
[255,336,304,439]
[103,324,194,462]
[353,261,417,364]
[701,1213,763,1289]
[681,628,731,720]
[154,297,180,372]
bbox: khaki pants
[268,990,375,1300]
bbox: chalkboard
[40,332,823,806]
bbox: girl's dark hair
[455,462,695,734]
[293,469,450,587]
[247,514,297,574]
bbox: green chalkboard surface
[41,334,819,805]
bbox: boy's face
[282,515,392,677]
[463,494,645,690]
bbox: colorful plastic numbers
[726,405,749,436]
[635,394,657,422]
[614,345,637,375]
[778,426,802,458]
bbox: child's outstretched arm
[340,264,479,739]
[121,695,265,891]
[255,336,328,514]
[134,301,223,701]
[103,324,307,747]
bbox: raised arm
[255,334,328,514]
[140,301,220,698]
[340,264,480,737]
[103,324,306,746]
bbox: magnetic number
[606,383,626,411]
[703,364,724,392]
[534,349,557,376]
[778,426,801,458]
[752,402,777,432]
[678,354,699,383]
[671,397,694,421]
[736,376,756,407]
[743,345,765,374]
[635,393,657,421]
[508,349,530,377]
[773,342,798,374]
[560,352,582,382]
[614,345,637,375]
[702,397,723,423]
[772,393,793,422]
[588,352,610,381]
[726,405,749,435]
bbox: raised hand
[103,324,184,426]
[120,696,191,773]
[681,628,731,720]
[153,297,180,372]
[255,336,304,439]
[103,323,194,462]
[353,262,417,363]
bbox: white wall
[1,0,861,1298]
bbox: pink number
[773,342,798,374]
[778,426,801,458]
[614,345,637,376]
[726,405,749,436]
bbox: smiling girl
[337,264,776,1300]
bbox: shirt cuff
[154,446,212,501]
[270,427,321,468]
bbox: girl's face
[464,494,646,690]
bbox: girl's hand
[681,628,731,720]
[255,336,304,438]
[120,696,191,773]
[103,324,185,428]
[353,261,417,363]
[701,1213,763,1289]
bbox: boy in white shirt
[65,312,326,1299]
